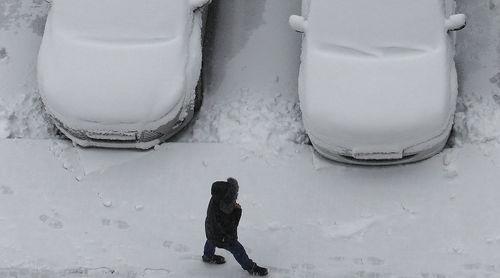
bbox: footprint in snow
[366,256,384,266]
[115,220,130,229]
[421,273,452,278]
[162,240,173,248]
[101,219,111,226]
[39,214,64,229]
[179,255,201,262]
[329,256,346,262]
[493,94,500,106]
[142,268,171,277]
[353,257,385,266]
[289,263,320,277]
[174,243,190,253]
[484,264,497,272]
[0,186,13,195]
[352,270,393,278]
[490,72,500,88]
[64,267,116,275]
[267,266,291,275]
[290,263,315,271]
[463,263,482,270]
[101,218,130,229]
[162,240,190,253]
[300,263,315,271]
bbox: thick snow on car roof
[39,0,194,126]
[308,0,444,52]
[301,0,452,152]
[51,0,186,40]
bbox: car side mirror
[446,14,466,31]
[190,0,211,10]
[289,15,308,33]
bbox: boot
[202,254,226,264]
[247,263,268,276]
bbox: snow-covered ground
[176,0,308,149]
[1,141,500,278]
[0,0,57,139]
[453,0,500,145]
[2,0,500,277]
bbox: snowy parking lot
[1,0,500,146]
[1,0,500,277]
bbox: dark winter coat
[205,180,241,247]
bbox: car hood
[38,29,189,127]
[301,45,453,152]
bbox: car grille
[340,153,418,165]
[140,130,163,142]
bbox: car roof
[51,0,189,40]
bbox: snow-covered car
[290,0,466,165]
[38,0,211,149]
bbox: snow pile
[454,93,500,144]
[49,140,84,180]
[0,93,56,139]
[442,147,459,178]
[0,0,46,33]
[178,89,308,148]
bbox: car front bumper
[50,107,193,150]
[308,118,454,166]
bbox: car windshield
[308,0,444,56]
[51,0,186,41]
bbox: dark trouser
[204,239,254,270]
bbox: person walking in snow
[203,177,268,276]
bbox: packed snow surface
[1,141,500,278]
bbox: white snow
[176,0,307,151]
[38,0,201,133]
[0,0,55,139]
[76,147,151,176]
[289,15,307,33]
[179,90,308,150]
[0,93,57,139]
[453,1,500,146]
[445,14,467,31]
[442,147,460,178]
[134,205,144,212]
[1,141,500,277]
[298,0,456,157]
[0,0,498,148]
[321,215,385,241]
[2,0,500,277]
